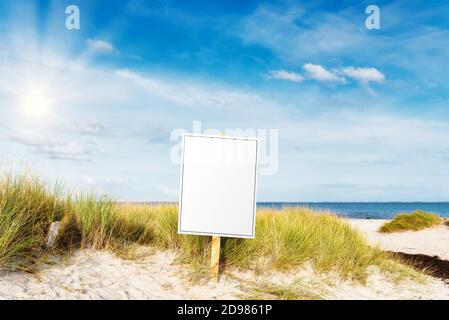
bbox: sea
[257,202,449,219]
[135,202,449,219]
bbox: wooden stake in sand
[46,221,61,248]
[210,235,221,282]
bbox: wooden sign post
[210,235,221,282]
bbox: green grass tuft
[379,210,442,233]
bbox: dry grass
[221,208,388,280]
[379,210,442,233]
[0,173,68,268]
[0,171,419,283]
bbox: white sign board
[178,134,258,238]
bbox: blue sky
[1,0,449,201]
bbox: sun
[20,87,52,117]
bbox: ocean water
[257,202,449,219]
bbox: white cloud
[10,130,92,161]
[299,64,383,85]
[267,70,304,82]
[62,122,109,136]
[86,39,118,54]
[114,69,282,112]
[341,67,385,83]
[303,63,346,83]
[239,5,370,63]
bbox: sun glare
[20,87,52,117]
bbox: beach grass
[221,209,387,279]
[0,172,67,269]
[0,171,418,282]
[379,210,442,233]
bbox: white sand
[347,219,449,260]
[0,249,244,300]
[1,219,448,300]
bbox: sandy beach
[0,218,448,300]
[348,219,449,260]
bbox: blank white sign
[178,134,258,238]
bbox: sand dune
[1,219,449,300]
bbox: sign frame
[178,133,259,239]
